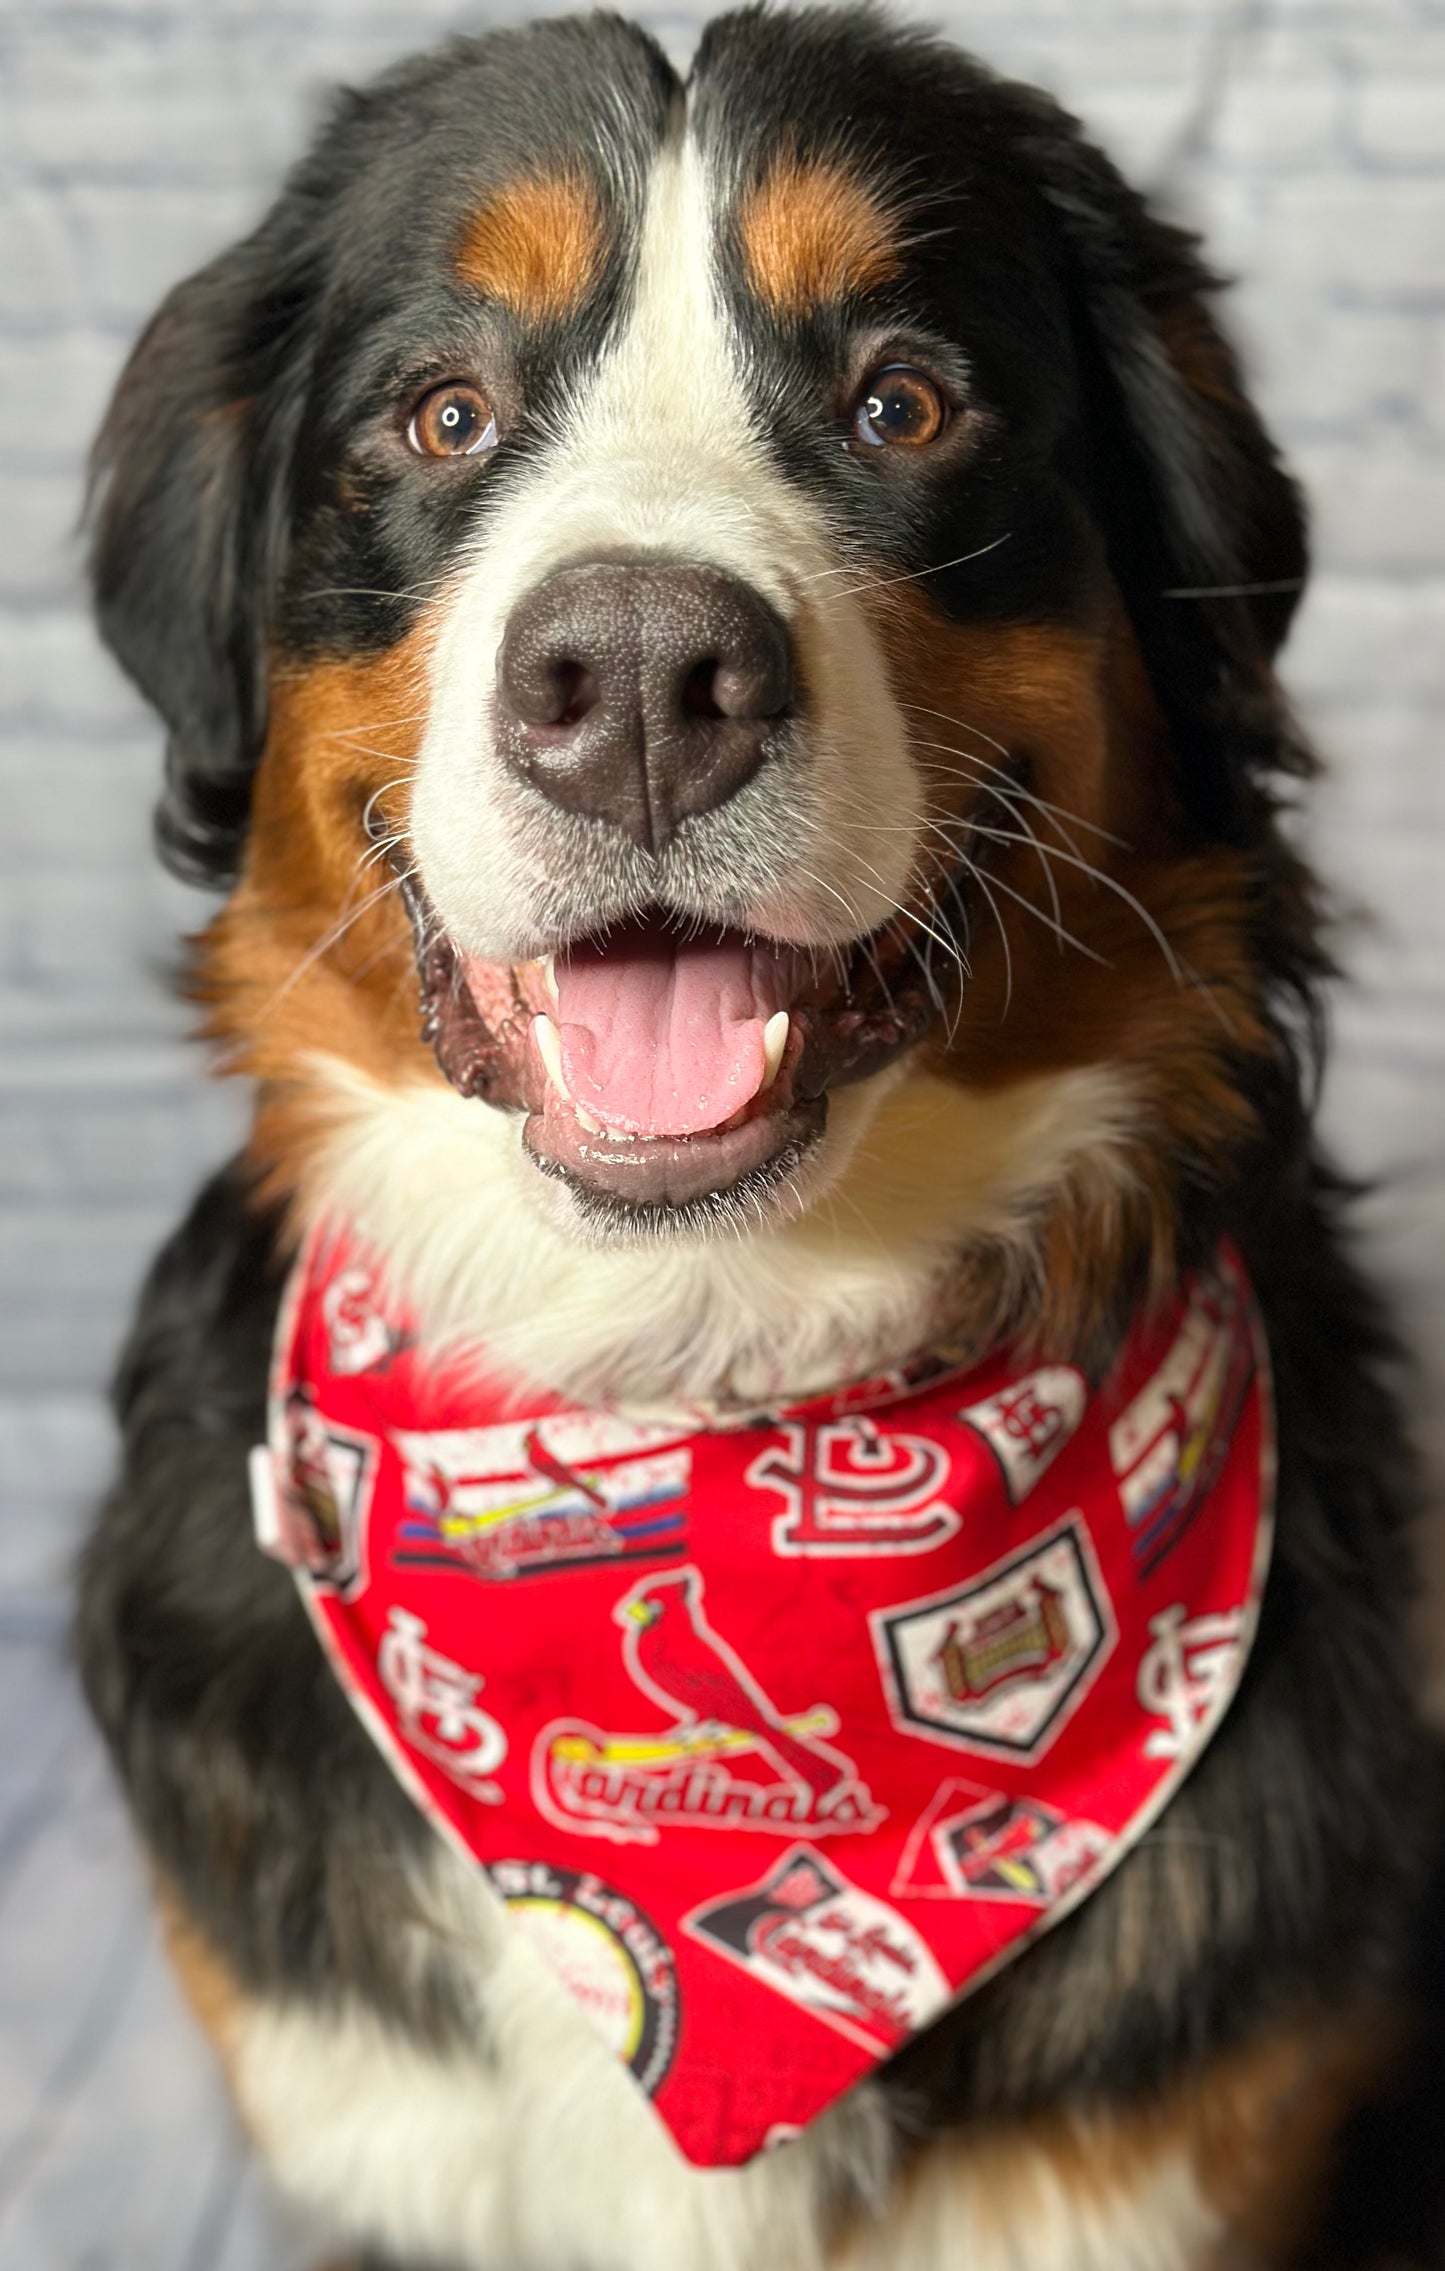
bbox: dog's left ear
[1018,98,1309,834]
[87,207,319,887]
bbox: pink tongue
[555,927,784,1138]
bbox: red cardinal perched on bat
[615,1566,862,1808]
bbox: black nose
[494,560,794,851]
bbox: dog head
[90,7,1315,1372]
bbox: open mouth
[401,886,949,1225]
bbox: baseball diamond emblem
[870,1516,1115,1759]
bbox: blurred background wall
[1,0,1442,2262]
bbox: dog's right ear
[89,214,318,885]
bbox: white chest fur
[231,1844,1221,2271]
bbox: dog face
[91,8,1308,1284]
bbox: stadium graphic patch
[870,1518,1113,1760]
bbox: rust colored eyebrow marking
[740,155,902,314]
[455,170,605,321]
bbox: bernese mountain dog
[78,9,1445,2268]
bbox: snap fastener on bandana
[254,1224,1273,2168]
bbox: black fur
[78,8,1443,2259]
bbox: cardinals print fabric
[252,1221,1274,2167]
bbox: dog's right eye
[851,366,947,451]
[407,383,499,460]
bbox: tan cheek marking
[195,619,445,1210]
[456,171,605,321]
[871,587,1156,835]
[740,156,901,314]
[860,585,1277,1351]
[868,589,1267,1106]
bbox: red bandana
[252,1225,1273,2168]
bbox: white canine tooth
[533,1014,570,1100]
[575,1105,603,1134]
[603,1125,636,1145]
[541,953,559,1007]
[762,1011,790,1089]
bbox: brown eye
[853,365,946,450]
[408,382,498,459]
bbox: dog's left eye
[852,366,947,449]
[407,383,499,459]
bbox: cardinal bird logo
[616,1569,859,1806]
[532,1565,883,1844]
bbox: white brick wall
[3,0,1444,1609]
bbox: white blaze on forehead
[521,135,784,601]
[410,116,923,959]
[451,128,796,608]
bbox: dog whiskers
[294,574,457,606]
[909,731,1125,854]
[797,532,1013,603]
[840,845,971,1006]
[959,847,1110,970]
[258,870,414,1020]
